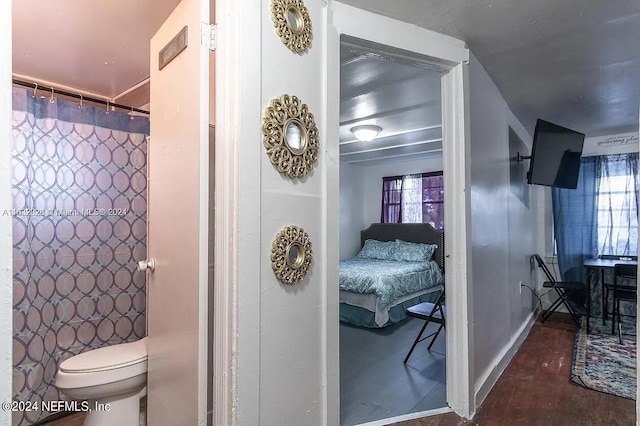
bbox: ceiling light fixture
[351,125,382,142]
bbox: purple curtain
[381,171,444,229]
[381,176,403,223]
[422,172,444,230]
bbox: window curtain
[381,172,444,229]
[422,172,444,230]
[552,157,598,282]
[596,153,638,256]
[381,176,403,223]
[11,87,149,425]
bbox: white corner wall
[339,162,365,260]
[467,52,539,406]
[0,2,11,424]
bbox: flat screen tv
[527,119,585,189]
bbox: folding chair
[532,254,587,330]
[403,286,445,364]
[612,263,637,344]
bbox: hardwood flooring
[340,318,447,425]
[392,314,636,426]
[35,315,636,426]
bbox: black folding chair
[612,263,637,344]
[532,254,588,330]
[403,286,445,364]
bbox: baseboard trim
[474,311,536,408]
[356,406,453,426]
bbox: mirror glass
[287,243,304,268]
[286,7,303,32]
[285,121,305,152]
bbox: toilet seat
[56,338,148,390]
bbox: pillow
[394,239,437,262]
[356,239,398,260]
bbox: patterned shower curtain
[10,87,149,425]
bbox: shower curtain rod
[12,79,150,115]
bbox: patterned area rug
[571,317,637,400]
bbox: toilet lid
[60,338,148,373]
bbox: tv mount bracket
[516,152,532,163]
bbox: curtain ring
[130,106,135,120]
[49,88,55,104]
[79,94,84,109]
[105,100,110,115]
[32,83,38,98]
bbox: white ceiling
[339,40,444,165]
[13,0,181,98]
[339,0,640,138]
[13,0,640,147]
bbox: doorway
[330,3,473,422]
[338,37,448,425]
[9,1,212,425]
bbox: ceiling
[13,0,640,153]
[339,40,444,165]
[339,0,640,139]
[12,0,181,98]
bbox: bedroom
[338,38,449,425]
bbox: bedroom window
[381,171,444,229]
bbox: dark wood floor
[392,314,636,426]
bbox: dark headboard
[360,223,445,271]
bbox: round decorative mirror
[285,6,304,33]
[286,242,305,268]
[262,94,319,178]
[284,119,307,154]
[271,0,312,53]
[271,226,313,285]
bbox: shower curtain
[11,87,149,425]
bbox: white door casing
[148,0,209,424]
[215,0,334,424]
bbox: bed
[339,223,445,328]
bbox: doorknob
[137,258,156,272]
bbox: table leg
[600,269,606,324]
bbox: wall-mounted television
[527,119,585,189]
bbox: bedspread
[339,258,443,309]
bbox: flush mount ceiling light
[351,125,382,142]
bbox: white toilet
[55,337,148,426]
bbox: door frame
[329,3,474,419]
[0,2,12,425]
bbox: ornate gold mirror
[284,119,307,154]
[271,226,313,285]
[262,94,318,178]
[286,5,304,33]
[286,242,305,268]
[271,0,312,53]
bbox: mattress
[339,257,444,327]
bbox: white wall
[222,0,335,424]
[339,162,365,260]
[467,52,539,405]
[0,2,11,424]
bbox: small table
[583,258,638,325]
